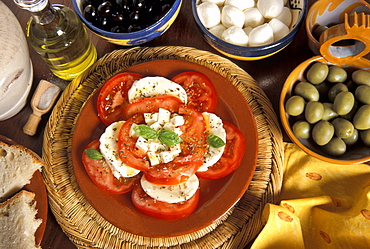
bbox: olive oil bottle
[14,0,97,81]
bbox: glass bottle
[14,0,97,81]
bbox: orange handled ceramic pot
[280,10,370,164]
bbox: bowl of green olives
[281,59,370,164]
[72,0,182,46]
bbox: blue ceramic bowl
[72,0,182,46]
[192,0,308,61]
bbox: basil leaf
[133,124,158,139]
[207,134,226,148]
[158,130,182,146]
[85,148,103,159]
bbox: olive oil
[15,0,97,81]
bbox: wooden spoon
[23,80,61,136]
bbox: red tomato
[82,139,141,194]
[131,183,200,220]
[171,71,217,113]
[122,95,182,120]
[196,121,246,180]
[143,105,208,185]
[117,114,151,172]
[97,72,144,125]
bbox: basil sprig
[85,148,103,159]
[133,124,158,139]
[134,124,182,146]
[158,130,182,146]
[207,134,226,148]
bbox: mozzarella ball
[276,7,292,27]
[209,24,227,38]
[225,0,255,10]
[197,2,221,28]
[243,26,253,36]
[221,5,245,28]
[248,23,274,46]
[257,0,284,19]
[222,26,249,46]
[244,7,264,28]
[202,0,225,6]
[269,18,290,41]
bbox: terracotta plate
[72,59,258,238]
[0,135,48,246]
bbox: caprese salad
[82,71,246,220]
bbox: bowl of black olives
[72,0,182,46]
[280,57,370,164]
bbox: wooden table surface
[1,0,368,248]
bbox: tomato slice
[122,95,182,120]
[143,105,208,185]
[117,114,151,172]
[131,182,200,220]
[97,72,144,125]
[196,121,246,180]
[82,139,141,194]
[171,71,218,113]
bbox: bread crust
[0,141,45,201]
[0,190,42,249]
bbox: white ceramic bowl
[0,1,33,121]
[192,0,308,61]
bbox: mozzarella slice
[198,112,226,172]
[128,76,188,104]
[99,121,141,178]
[141,174,199,203]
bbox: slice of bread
[0,141,44,202]
[0,190,42,249]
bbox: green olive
[353,105,370,130]
[292,120,311,139]
[331,118,354,139]
[333,91,354,115]
[360,129,370,147]
[328,83,348,102]
[355,85,370,105]
[343,129,359,146]
[285,95,305,116]
[312,25,328,41]
[305,101,324,124]
[294,81,320,101]
[340,100,359,121]
[327,66,347,83]
[307,62,329,84]
[352,69,370,86]
[322,137,346,156]
[322,103,338,121]
[315,81,331,102]
[312,120,334,146]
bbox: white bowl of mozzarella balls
[192,0,307,60]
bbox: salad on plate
[81,70,246,220]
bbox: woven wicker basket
[42,46,283,248]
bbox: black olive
[112,11,125,22]
[127,24,142,32]
[111,25,127,32]
[83,5,97,22]
[133,0,146,11]
[129,11,140,22]
[98,1,113,17]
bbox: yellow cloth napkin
[251,142,370,249]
